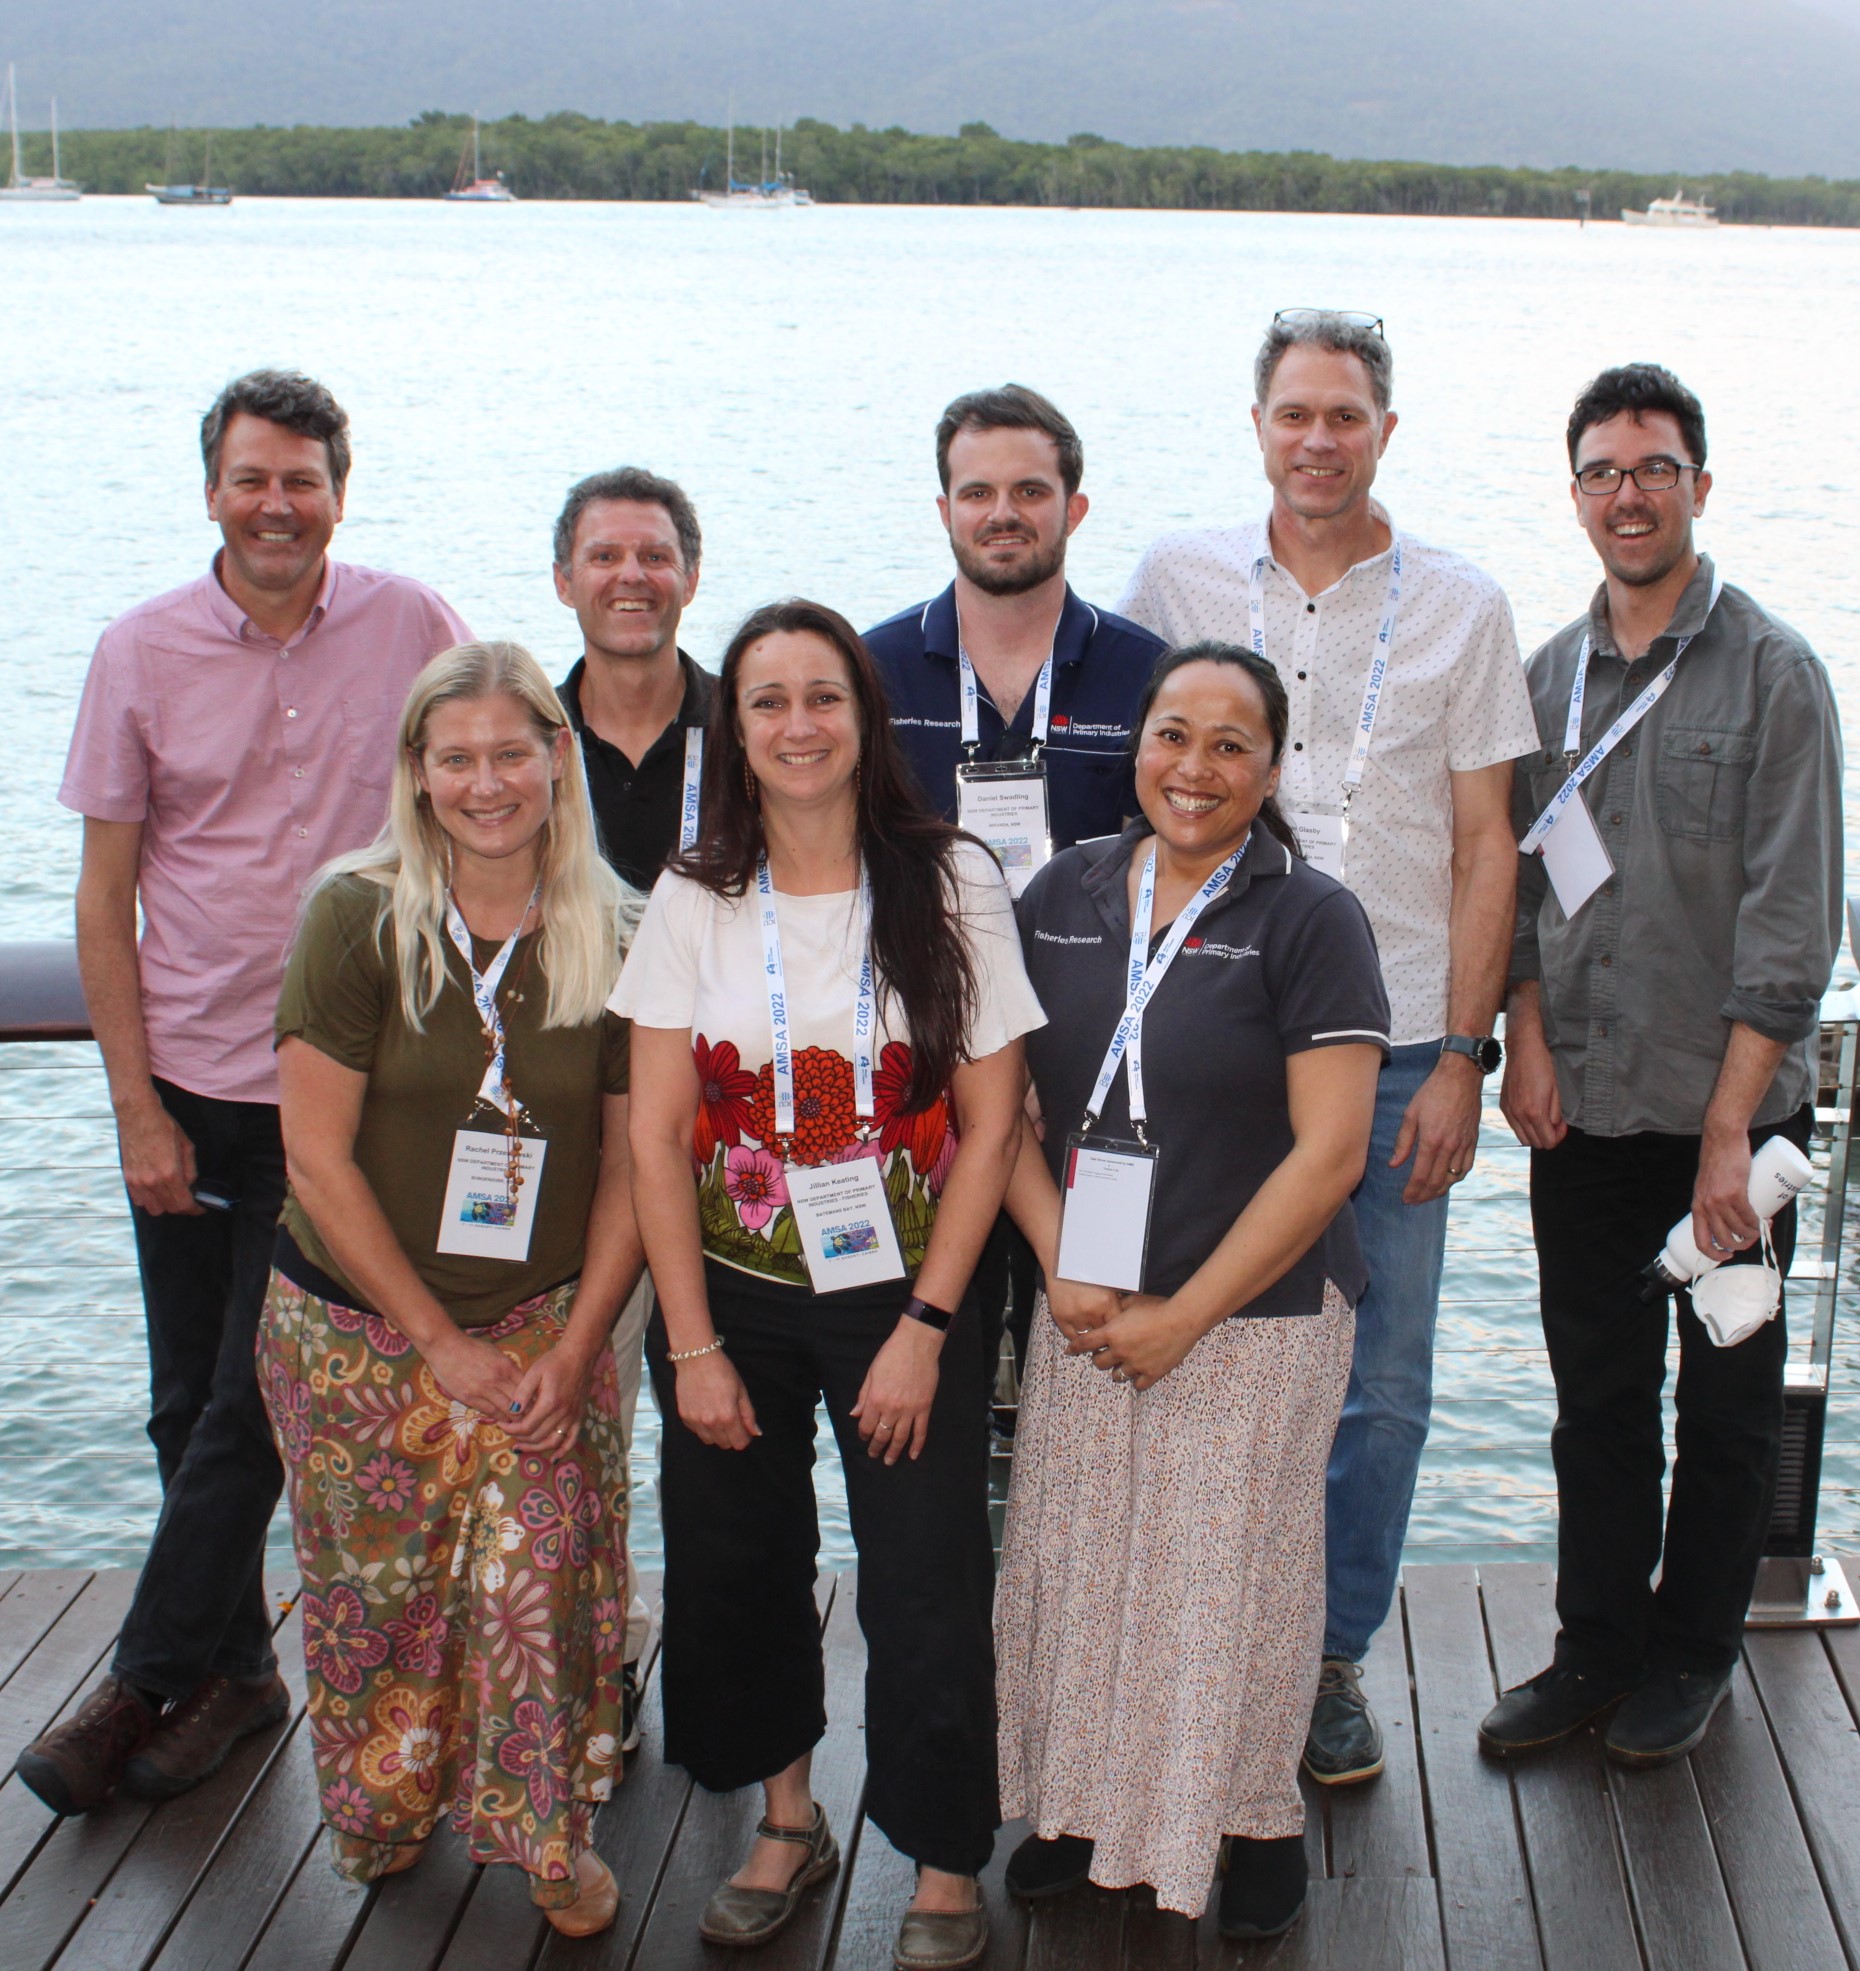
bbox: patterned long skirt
[258,1271,629,1907]
[995,1283,1353,1918]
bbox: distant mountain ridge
[11,0,1860,177]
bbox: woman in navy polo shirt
[995,642,1390,1939]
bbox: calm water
[3,196,1859,1573]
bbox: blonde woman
[259,642,643,1934]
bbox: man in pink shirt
[15,371,469,1816]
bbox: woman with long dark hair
[614,600,1042,1970]
[995,643,1389,1939]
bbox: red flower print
[303,1584,391,1697]
[497,1697,571,1819]
[327,1301,414,1357]
[873,1041,951,1175]
[520,1463,602,1573]
[692,1034,758,1167]
[384,1591,450,1677]
[746,1047,858,1166]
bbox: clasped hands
[1046,1277,1201,1392]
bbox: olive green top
[276,873,630,1328]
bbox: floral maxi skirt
[995,1283,1353,1918]
[258,1271,629,1906]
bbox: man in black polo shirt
[553,464,714,1744]
[554,465,715,891]
[866,386,1164,1404]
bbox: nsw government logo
[1184,938,1259,962]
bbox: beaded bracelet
[665,1336,726,1363]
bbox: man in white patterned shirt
[1120,310,1539,1785]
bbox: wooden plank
[238,1836,372,1971]
[1197,1875,1445,1970]
[1606,1759,1743,1971]
[0,1572,24,1605]
[1326,1591,1429,1882]
[1475,1563,1637,1971]
[622,1571,857,1971]
[1745,1628,1860,1962]
[1691,1658,1846,1971]
[18,1610,306,1971]
[1399,1565,1540,1971]
[1121,1884,1199,1969]
[0,1572,92,1692]
[337,1824,480,1971]
[0,1570,142,1900]
[1024,1882,1126,1971]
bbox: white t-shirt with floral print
[610,841,1046,1288]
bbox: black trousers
[1531,1106,1811,1681]
[646,1269,999,1875]
[111,1079,288,1700]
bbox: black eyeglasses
[1273,308,1386,339]
[1574,458,1700,496]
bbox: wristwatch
[1441,1033,1503,1074]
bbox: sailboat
[0,65,82,201]
[693,122,812,209]
[147,128,232,205]
[444,120,516,201]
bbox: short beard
[951,533,1067,597]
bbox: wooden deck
[1,1564,1859,1970]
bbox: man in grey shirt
[1482,363,1842,1769]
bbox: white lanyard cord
[679,727,704,852]
[756,856,877,1136]
[1084,840,1249,1137]
[444,880,543,1115]
[958,640,1055,756]
[1521,572,1724,856]
[1247,533,1403,812]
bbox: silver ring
[1111,1367,1129,1384]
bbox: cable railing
[2,940,1857,1601]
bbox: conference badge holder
[436,1129,546,1263]
[1054,1128,1157,1293]
[1285,804,1347,883]
[788,1158,908,1293]
[957,755,1052,898]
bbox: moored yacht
[1,66,81,201]
[444,120,516,201]
[1621,188,1720,227]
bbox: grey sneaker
[1303,1657,1384,1784]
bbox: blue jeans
[1323,1041,1451,1663]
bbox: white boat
[1622,188,1719,228]
[147,128,231,205]
[694,124,812,209]
[444,121,516,202]
[0,66,81,201]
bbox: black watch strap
[1441,1033,1503,1074]
[903,1294,957,1332]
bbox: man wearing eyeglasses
[1119,309,1538,1788]
[1482,363,1841,1768]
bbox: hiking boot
[1604,1666,1733,1769]
[122,1671,290,1800]
[14,1674,157,1816]
[1478,1662,1632,1758]
[1303,1657,1383,1784]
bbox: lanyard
[444,881,542,1115]
[756,856,877,1137]
[679,727,704,852]
[957,640,1055,756]
[1084,840,1249,1137]
[1248,532,1403,809]
[1520,572,1724,856]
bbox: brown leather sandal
[697,1803,840,1946]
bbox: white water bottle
[1639,1135,1813,1298]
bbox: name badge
[435,1129,546,1262]
[1540,792,1614,919]
[786,1156,908,1292]
[1285,807,1346,883]
[1054,1132,1157,1293]
[956,759,1052,898]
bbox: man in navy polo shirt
[866,384,1164,1408]
[865,384,1165,868]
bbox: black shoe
[1217,1835,1306,1940]
[1478,1662,1633,1758]
[1003,1833,1094,1901]
[1604,1666,1732,1768]
[1303,1657,1383,1784]
[620,1661,642,1755]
